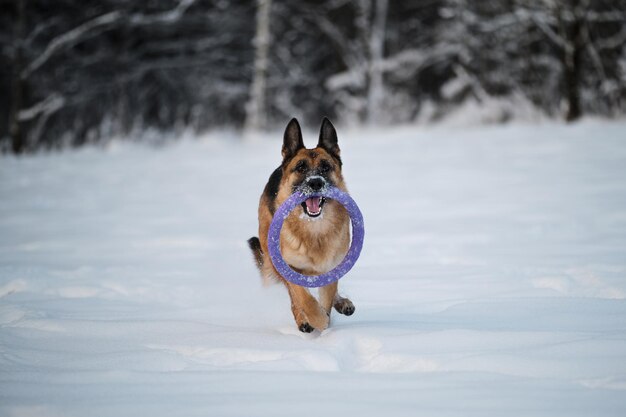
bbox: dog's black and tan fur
[248,118,355,332]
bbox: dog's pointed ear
[317,117,340,159]
[282,118,305,161]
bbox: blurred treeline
[1,0,625,153]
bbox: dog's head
[278,117,346,219]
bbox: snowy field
[1,121,626,416]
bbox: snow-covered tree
[244,0,272,133]
[1,0,254,151]
[437,0,626,121]
[1,0,625,153]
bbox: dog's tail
[247,237,264,270]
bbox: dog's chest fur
[280,203,350,275]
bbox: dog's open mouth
[301,196,326,218]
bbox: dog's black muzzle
[306,177,325,192]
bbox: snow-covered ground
[1,121,626,416]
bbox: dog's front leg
[284,281,329,332]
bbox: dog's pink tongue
[305,197,320,213]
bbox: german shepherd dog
[248,118,355,332]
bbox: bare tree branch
[128,0,197,25]
[18,93,65,121]
[21,0,199,79]
[21,11,123,78]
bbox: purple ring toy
[268,187,364,288]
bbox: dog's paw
[298,322,314,333]
[334,298,355,316]
[341,304,355,316]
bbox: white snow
[1,120,626,416]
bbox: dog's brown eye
[319,160,332,173]
[295,161,308,173]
